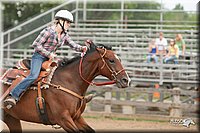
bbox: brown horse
[1,42,131,133]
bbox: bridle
[79,48,125,86]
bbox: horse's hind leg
[74,116,95,133]
[3,112,22,133]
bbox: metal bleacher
[2,0,198,90]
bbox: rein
[79,48,124,86]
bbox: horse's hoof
[85,94,94,103]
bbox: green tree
[164,3,188,21]
[86,1,161,21]
[3,2,59,30]
[127,2,161,20]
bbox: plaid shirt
[32,26,83,57]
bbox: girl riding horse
[2,42,130,133]
[4,10,89,109]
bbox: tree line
[3,1,197,31]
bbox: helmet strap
[57,20,66,34]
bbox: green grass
[83,115,168,123]
[83,115,100,119]
[110,116,167,123]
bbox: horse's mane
[58,56,81,67]
[58,43,112,67]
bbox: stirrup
[4,96,16,109]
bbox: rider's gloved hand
[81,39,92,57]
[84,39,92,49]
[84,39,92,45]
[82,46,88,53]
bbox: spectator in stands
[155,32,168,55]
[147,39,159,64]
[175,34,186,56]
[164,39,179,64]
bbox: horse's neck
[54,56,99,96]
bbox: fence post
[122,92,135,115]
[170,87,182,117]
[104,90,112,114]
[85,103,91,113]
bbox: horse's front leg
[56,110,79,133]
[74,116,95,133]
[3,111,22,133]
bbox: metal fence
[2,47,198,89]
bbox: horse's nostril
[122,78,128,84]
[121,77,131,87]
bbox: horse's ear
[97,45,104,49]
[85,39,96,50]
[96,47,105,55]
[96,44,112,50]
[89,41,97,50]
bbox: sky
[156,0,199,11]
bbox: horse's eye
[109,59,115,64]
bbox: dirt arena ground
[1,114,198,132]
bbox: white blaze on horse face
[125,71,131,86]
[114,54,131,86]
[114,54,120,61]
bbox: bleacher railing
[2,0,198,88]
[3,47,198,88]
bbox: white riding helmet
[55,10,74,23]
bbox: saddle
[2,59,57,85]
[1,59,57,101]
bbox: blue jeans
[164,55,178,64]
[10,52,48,101]
[147,54,158,64]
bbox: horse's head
[85,41,131,88]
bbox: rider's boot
[4,95,17,109]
